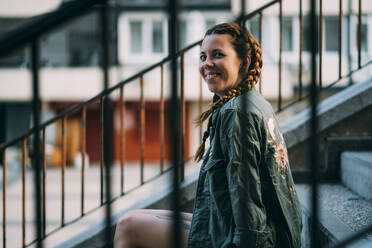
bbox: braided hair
[194,22,263,162]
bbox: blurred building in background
[0,0,371,166]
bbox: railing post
[160,65,165,173]
[258,12,263,94]
[310,0,320,247]
[42,128,47,237]
[140,75,145,185]
[100,0,113,245]
[61,117,66,226]
[299,0,303,99]
[31,38,43,248]
[180,53,185,182]
[120,86,125,193]
[278,0,283,111]
[99,97,104,205]
[357,0,362,69]
[2,150,6,248]
[81,106,87,215]
[346,0,353,85]
[168,0,181,247]
[22,140,27,247]
[319,0,323,89]
[338,0,343,79]
[198,64,203,144]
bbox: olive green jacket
[187,90,302,248]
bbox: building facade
[0,0,371,165]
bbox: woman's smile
[199,34,242,97]
[204,71,221,80]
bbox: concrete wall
[288,104,372,172]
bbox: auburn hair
[194,22,263,162]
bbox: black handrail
[0,0,105,58]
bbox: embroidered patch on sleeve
[267,118,289,179]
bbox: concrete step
[341,151,372,201]
[297,183,372,247]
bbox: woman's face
[199,34,242,97]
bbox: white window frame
[350,15,371,57]
[119,13,168,65]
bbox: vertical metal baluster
[140,75,145,185]
[81,106,86,215]
[319,0,323,89]
[2,150,6,248]
[42,128,46,236]
[299,0,303,100]
[101,1,113,244]
[199,63,203,144]
[120,86,125,194]
[346,0,353,85]
[169,0,181,245]
[240,0,246,26]
[310,0,320,247]
[61,117,66,226]
[100,98,104,205]
[180,53,185,181]
[338,0,343,79]
[31,39,42,248]
[160,64,165,173]
[278,0,283,111]
[259,12,263,94]
[22,140,26,248]
[357,0,362,69]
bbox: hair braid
[194,22,263,162]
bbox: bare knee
[114,211,139,247]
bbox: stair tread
[297,183,372,241]
[343,151,372,165]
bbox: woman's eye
[200,55,206,61]
[215,52,224,57]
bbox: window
[282,17,293,51]
[356,23,368,52]
[0,18,27,67]
[302,16,316,52]
[248,18,260,41]
[119,16,169,63]
[325,16,338,52]
[179,20,187,49]
[152,21,163,53]
[130,21,142,53]
[69,31,100,66]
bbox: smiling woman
[199,34,243,97]
[113,22,302,248]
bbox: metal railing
[0,0,371,247]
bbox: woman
[114,22,302,248]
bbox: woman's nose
[204,58,214,68]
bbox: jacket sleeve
[221,109,271,248]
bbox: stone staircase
[298,150,372,247]
[36,78,372,247]
[341,151,372,202]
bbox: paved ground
[0,162,197,248]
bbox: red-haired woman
[114,22,302,248]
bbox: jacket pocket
[204,157,225,171]
[205,158,231,214]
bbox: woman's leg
[113,209,192,248]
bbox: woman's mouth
[205,73,220,80]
